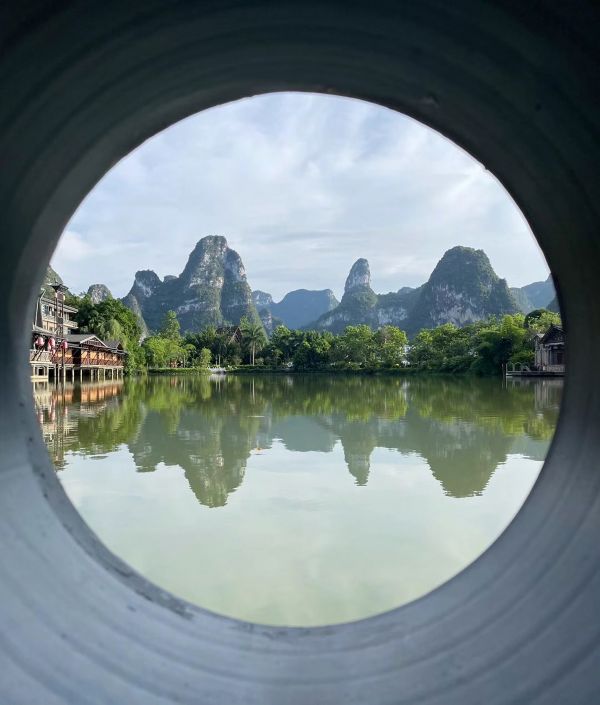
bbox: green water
[35,374,561,626]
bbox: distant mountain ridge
[47,237,555,338]
[510,275,555,313]
[311,258,417,333]
[311,246,521,335]
[253,288,339,330]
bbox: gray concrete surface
[0,1,599,702]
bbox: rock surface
[122,236,259,334]
[312,258,414,333]
[407,246,518,332]
[344,258,371,293]
[81,239,554,339]
[86,284,113,304]
[252,290,274,309]
[41,265,66,297]
[257,307,275,335]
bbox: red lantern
[48,337,56,349]
[60,340,68,351]
[35,336,44,348]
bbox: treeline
[184,322,408,371]
[177,309,560,374]
[407,309,560,374]
[66,291,561,375]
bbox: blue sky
[52,92,549,301]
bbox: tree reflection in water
[35,374,562,505]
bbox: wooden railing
[30,348,124,367]
[29,350,52,363]
[78,350,124,367]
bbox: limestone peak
[344,258,371,293]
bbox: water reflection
[35,374,561,504]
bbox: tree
[407,323,477,373]
[161,310,181,340]
[143,336,170,367]
[524,308,561,334]
[197,347,212,369]
[240,316,266,365]
[375,326,408,367]
[268,326,295,364]
[333,325,377,367]
[472,314,530,375]
[292,331,333,370]
[141,311,188,368]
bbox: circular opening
[35,92,563,626]
[4,3,600,702]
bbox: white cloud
[52,230,93,263]
[51,92,549,300]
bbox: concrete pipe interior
[1,2,599,703]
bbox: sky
[52,92,549,302]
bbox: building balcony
[30,350,52,363]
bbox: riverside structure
[31,283,126,382]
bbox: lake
[34,373,562,626]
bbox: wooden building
[506,324,565,377]
[534,325,565,374]
[216,326,243,344]
[31,332,126,382]
[30,286,126,382]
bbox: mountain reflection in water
[34,374,561,625]
[36,374,561,505]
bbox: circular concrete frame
[1,1,599,703]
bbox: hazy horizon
[51,92,550,301]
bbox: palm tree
[240,317,266,366]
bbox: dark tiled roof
[540,325,565,345]
[66,334,107,347]
[104,340,126,352]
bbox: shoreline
[144,367,565,378]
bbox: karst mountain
[45,236,557,337]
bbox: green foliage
[142,311,188,368]
[408,323,476,372]
[407,247,518,334]
[185,326,240,367]
[240,316,267,365]
[175,311,562,376]
[472,314,529,375]
[332,325,377,366]
[183,322,409,371]
[39,374,561,505]
[161,310,181,340]
[524,308,561,333]
[293,331,333,370]
[375,325,409,367]
[197,347,212,368]
[69,294,144,371]
[407,312,561,375]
